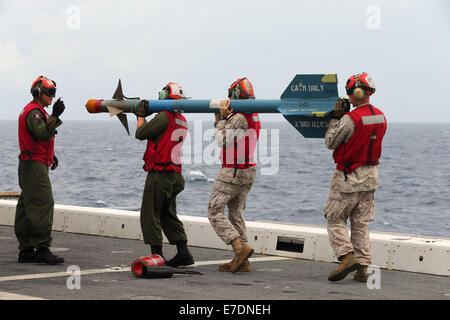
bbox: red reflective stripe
[149,256,158,266]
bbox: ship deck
[0,225,449,301]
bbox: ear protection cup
[158,89,168,100]
[353,87,365,99]
[31,86,41,98]
[233,89,240,100]
[229,88,240,100]
[31,76,44,98]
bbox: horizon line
[1,118,450,124]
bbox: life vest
[333,104,387,175]
[18,101,55,167]
[220,112,261,169]
[143,111,188,173]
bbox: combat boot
[166,241,194,267]
[354,265,369,282]
[218,251,238,272]
[18,248,35,263]
[150,244,166,262]
[328,252,360,282]
[218,258,250,272]
[230,237,254,273]
[34,247,65,265]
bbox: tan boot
[230,237,254,273]
[218,258,250,272]
[218,251,240,272]
[218,257,235,272]
[328,252,360,282]
[353,265,369,282]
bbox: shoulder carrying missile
[86,74,339,138]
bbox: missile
[85,74,339,138]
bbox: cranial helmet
[345,72,376,99]
[158,82,186,100]
[228,77,255,100]
[30,76,57,98]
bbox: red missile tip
[85,99,103,113]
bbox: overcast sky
[0,0,449,122]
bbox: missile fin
[106,105,124,117]
[277,99,335,138]
[116,113,130,136]
[113,79,125,100]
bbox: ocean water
[1,119,449,238]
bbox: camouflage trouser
[207,179,253,245]
[323,190,376,265]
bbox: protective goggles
[42,86,56,97]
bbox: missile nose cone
[86,99,103,113]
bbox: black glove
[135,100,152,118]
[51,98,65,118]
[51,155,58,170]
[331,98,350,119]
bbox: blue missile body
[86,74,339,138]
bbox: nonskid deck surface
[0,226,449,300]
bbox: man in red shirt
[324,72,387,282]
[15,76,65,264]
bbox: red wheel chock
[131,254,166,278]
